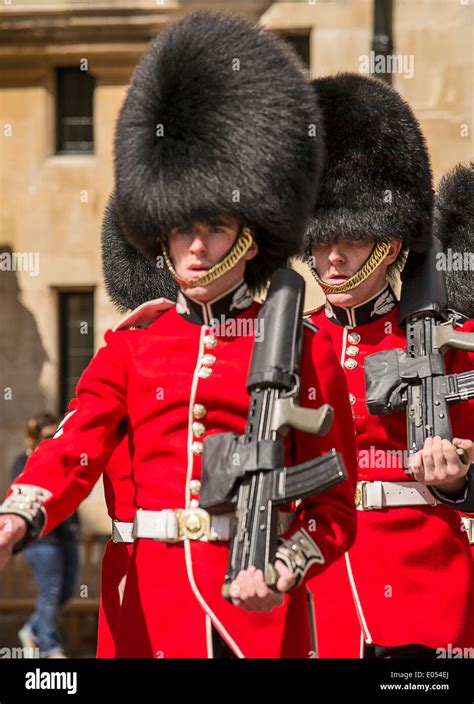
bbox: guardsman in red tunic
[435,162,474,565]
[0,14,357,658]
[304,74,474,658]
[95,200,179,658]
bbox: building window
[279,32,311,69]
[56,67,95,154]
[58,291,94,414]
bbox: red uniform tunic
[308,285,474,656]
[9,283,357,658]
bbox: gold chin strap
[309,240,391,294]
[162,226,254,288]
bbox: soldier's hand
[0,515,27,569]
[412,436,473,494]
[229,561,295,612]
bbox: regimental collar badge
[325,284,397,327]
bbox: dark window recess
[279,32,311,69]
[59,292,94,415]
[56,67,95,154]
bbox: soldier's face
[168,216,257,301]
[311,239,399,308]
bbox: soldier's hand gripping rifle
[200,268,347,600]
[364,237,474,474]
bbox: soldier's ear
[243,227,259,261]
[386,238,403,265]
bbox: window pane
[56,67,95,154]
[59,292,94,414]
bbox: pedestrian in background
[10,412,80,658]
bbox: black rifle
[200,268,347,599]
[365,238,474,473]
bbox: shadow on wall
[0,245,48,495]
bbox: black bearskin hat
[305,73,433,254]
[111,11,324,292]
[102,195,178,313]
[434,162,474,318]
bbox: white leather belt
[132,508,233,542]
[461,517,474,545]
[355,481,438,511]
[112,508,296,543]
[112,520,135,543]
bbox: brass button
[189,479,201,495]
[192,422,206,437]
[346,345,360,357]
[191,441,203,455]
[189,498,200,509]
[344,358,358,370]
[203,335,217,350]
[349,393,356,405]
[201,353,216,366]
[348,332,361,344]
[192,403,207,420]
[198,366,213,379]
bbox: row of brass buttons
[192,333,217,457]
[344,331,361,370]
[345,333,361,418]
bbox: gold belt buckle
[355,481,373,511]
[176,508,213,541]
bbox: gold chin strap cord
[309,240,391,294]
[162,226,254,288]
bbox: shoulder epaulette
[113,298,175,331]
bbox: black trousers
[364,643,438,659]
[212,626,237,659]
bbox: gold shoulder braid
[162,226,254,288]
[309,240,391,294]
